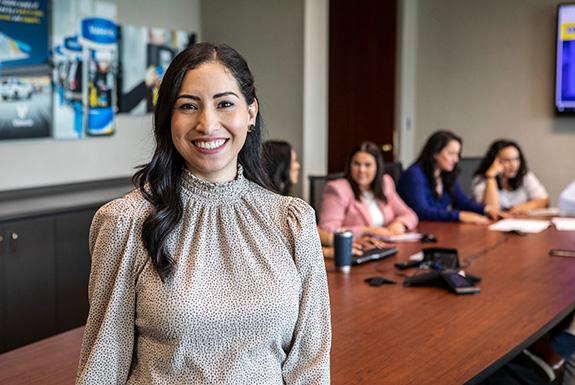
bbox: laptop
[352,247,398,265]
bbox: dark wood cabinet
[1,217,57,352]
[0,177,131,353]
[55,209,97,333]
[0,210,97,353]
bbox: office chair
[457,157,482,196]
[383,161,403,185]
[308,173,344,221]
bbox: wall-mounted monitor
[556,4,575,113]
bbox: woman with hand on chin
[398,130,498,224]
[76,43,331,385]
[319,141,418,240]
[472,139,549,214]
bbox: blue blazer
[398,163,485,221]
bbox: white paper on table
[551,217,575,231]
[379,233,423,242]
[488,219,551,233]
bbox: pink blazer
[319,176,418,239]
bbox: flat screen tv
[556,4,575,113]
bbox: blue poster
[0,0,49,68]
[52,0,118,139]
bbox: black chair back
[457,157,482,196]
[308,173,344,221]
[383,161,403,185]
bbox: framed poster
[118,26,195,115]
[0,0,49,68]
[52,0,118,139]
[0,75,51,139]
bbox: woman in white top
[472,139,549,213]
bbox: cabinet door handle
[9,232,18,254]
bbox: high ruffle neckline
[180,164,249,203]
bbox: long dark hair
[262,140,293,196]
[416,130,462,198]
[473,139,528,190]
[133,43,271,281]
[344,141,387,203]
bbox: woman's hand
[509,206,529,215]
[359,236,387,249]
[486,157,503,179]
[387,221,408,235]
[459,211,490,224]
[509,198,549,216]
[351,243,364,256]
[484,205,509,220]
[352,236,388,255]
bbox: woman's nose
[196,107,218,133]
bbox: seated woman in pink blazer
[319,141,418,240]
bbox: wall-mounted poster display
[0,0,50,140]
[118,26,195,115]
[0,0,49,68]
[0,75,51,139]
[52,0,118,139]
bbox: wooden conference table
[1,221,574,385]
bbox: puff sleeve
[282,198,332,385]
[76,198,145,384]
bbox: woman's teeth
[194,139,226,149]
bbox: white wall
[397,0,418,167]
[412,0,575,203]
[0,0,201,192]
[302,0,329,200]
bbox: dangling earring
[247,124,255,133]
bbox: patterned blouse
[76,166,331,384]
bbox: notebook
[352,247,398,265]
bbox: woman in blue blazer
[398,130,497,223]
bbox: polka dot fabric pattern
[75,166,332,385]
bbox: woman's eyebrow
[176,94,200,101]
[213,91,239,99]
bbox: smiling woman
[171,63,257,182]
[75,43,331,385]
[319,141,418,240]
